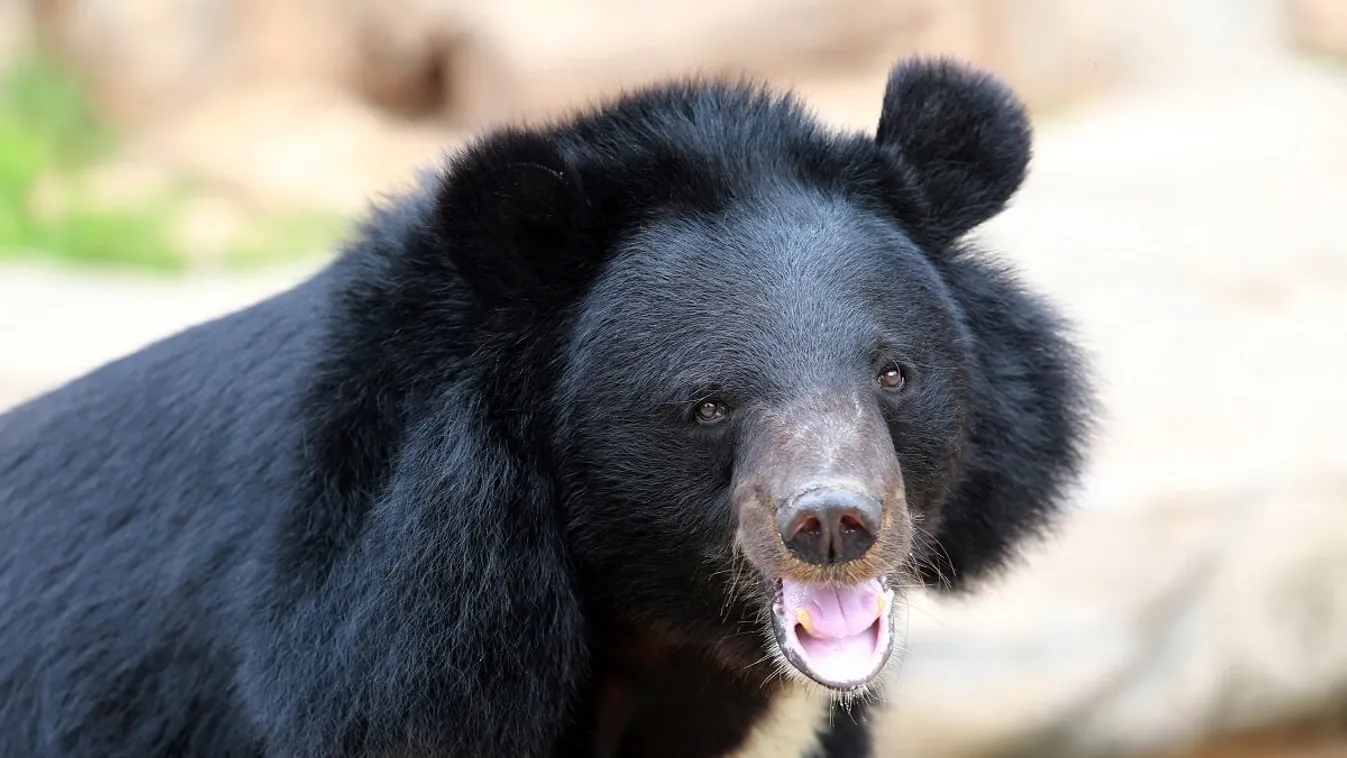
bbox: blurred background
[1,1,1345,756]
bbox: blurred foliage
[0,50,344,274]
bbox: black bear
[0,57,1092,757]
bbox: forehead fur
[542,80,910,227]
[560,192,962,409]
[428,59,1029,316]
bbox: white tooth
[876,591,891,617]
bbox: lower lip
[769,582,895,690]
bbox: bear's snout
[731,395,914,690]
[777,488,881,566]
[730,392,913,588]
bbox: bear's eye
[693,398,730,424]
[878,364,906,391]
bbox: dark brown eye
[693,399,729,423]
[878,365,905,390]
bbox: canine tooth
[876,592,891,616]
[796,608,816,635]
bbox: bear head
[415,58,1082,696]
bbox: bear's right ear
[875,58,1032,247]
[433,130,604,309]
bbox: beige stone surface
[142,82,453,216]
[1161,729,1347,758]
[0,262,318,409]
[27,0,1292,217]
[0,1,33,74]
[874,57,1347,757]
[1289,0,1347,57]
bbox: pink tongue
[780,578,882,638]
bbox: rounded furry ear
[875,58,1031,246]
[433,130,601,308]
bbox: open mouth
[770,576,895,690]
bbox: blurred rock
[142,82,451,216]
[0,261,321,411]
[170,194,251,265]
[29,0,1228,214]
[1288,0,1347,57]
[0,1,33,75]
[1159,729,1347,758]
[79,150,179,213]
[33,0,231,120]
[30,0,1137,123]
[873,56,1347,758]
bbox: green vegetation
[0,51,345,274]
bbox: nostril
[839,513,865,533]
[778,488,883,566]
[796,515,822,537]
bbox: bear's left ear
[433,129,606,309]
[875,58,1032,247]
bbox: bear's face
[556,190,970,692]
[432,58,1035,694]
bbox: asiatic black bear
[0,57,1091,758]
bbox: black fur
[0,57,1092,757]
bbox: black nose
[777,488,881,566]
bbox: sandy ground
[1,52,1345,757]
